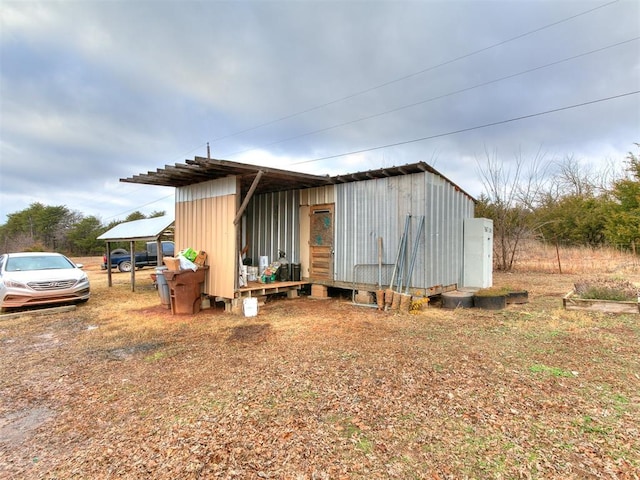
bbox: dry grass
[1,249,639,479]
[512,240,639,275]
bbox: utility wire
[291,91,640,165]
[110,89,636,220]
[207,0,620,145]
[223,36,639,158]
[103,193,175,222]
[117,1,624,216]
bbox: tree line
[476,144,639,270]
[1,144,638,268]
[0,208,166,256]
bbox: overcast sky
[1,0,639,225]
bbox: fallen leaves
[0,270,639,479]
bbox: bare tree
[476,146,551,271]
[551,154,620,198]
[554,155,594,197]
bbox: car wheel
[111,248,128,255]
[118,260,133,272]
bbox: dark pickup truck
[101,241,175,272]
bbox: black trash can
[279,263,290,282]
[291,263,301,281]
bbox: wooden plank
[237,280,310,294]
[310,245,332,280]
[233,170,264,225]
[563,290,639,314]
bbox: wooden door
[309,204,334,280]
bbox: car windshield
[6,255,75,272]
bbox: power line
[207,0,620,146]
[115,1,626,216]
[223,36,639,158]
[108,90,636,219]
[103,193,175,222]
[291,91,640,165]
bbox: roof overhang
[121,158,475,201]
[120,157,333,196]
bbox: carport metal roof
[97,215,175,242]
[97,215,174,291]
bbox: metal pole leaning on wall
[386,214,411,311]
[404,216,425,295]
[395,214,412,293]
[377,237,384,310]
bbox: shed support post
[233,170,264,225]
[233,171,263,292]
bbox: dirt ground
[1,257,639,479]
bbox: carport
[97,215,175,291]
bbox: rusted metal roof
[120,157,332,196]
[120,157,474,200]
[327,162,475,201]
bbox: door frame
[309,203,334,281]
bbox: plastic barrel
[155,266,171,309]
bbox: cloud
[1,0,639,224]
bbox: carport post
[129,240,136,292]
[106,242,113,287]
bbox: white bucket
[243,297,258,317]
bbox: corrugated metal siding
[171,171,473,297]
[175,179,237,299]
[334,171,474,290]
[245,190,300,266]
[299,185,335,206]
[176,177,236,202]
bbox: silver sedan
[0,252,90,311]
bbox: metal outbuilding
[121,157,492,311]
[97,215,175,291]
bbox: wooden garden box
[563,290,639,314]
